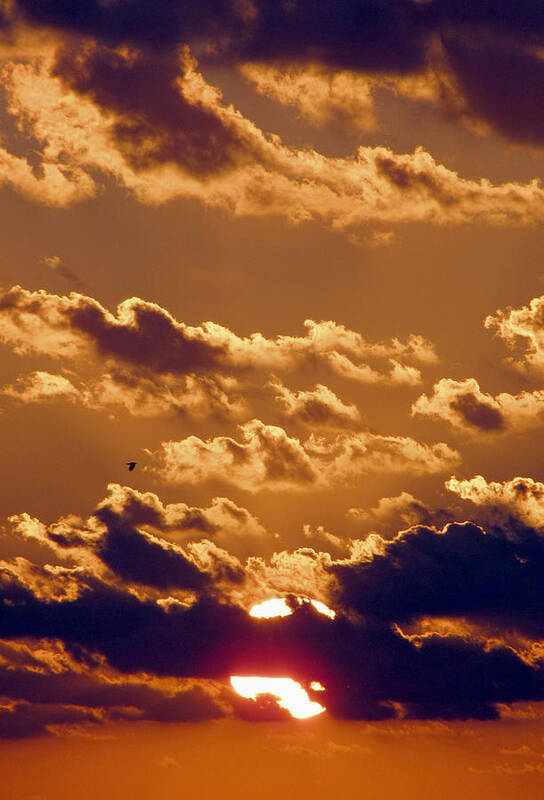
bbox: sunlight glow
[309,599,336,619]
[230,676,326,719]
[249,598,292,618]
[249,596,336,619]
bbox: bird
[126,461,137,471]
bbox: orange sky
[2,2,544,796]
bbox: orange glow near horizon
[249,596,336,620]
[230,676,326,719]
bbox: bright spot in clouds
[310,599,336,619]
[249,598,292,618]
[230,676,326,719]
[231,597,334,718]
[249,596,336,619]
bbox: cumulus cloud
[153,418,460,492]
[0,640,226,737]
[11,482,273,574]
[2,44,544,228]
[1,370,79,404]
[10,501,252,593]
[96,483,272,557]
[0,286,436,390]
[0,368,249,421]
[446,475,544,531]
[3,480,544,724]
[347,491,453,538]
[240,62,377,130]
[485,294,544,375]
[412,377,544,436]
[331,518,544,638]
[270,379,363,430]
[1,544,542,724]
[302,524,348,556]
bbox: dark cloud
[93,507,212,591]
[21,502,245,589]
[4,0,544,155]
[443,35,544,147]
[331,521,544,635]
[53,43,250,175]
[0,568,249,677]
[449,392,505,432]
[5,486,544,723]
[14,0,242,50]
[0,558,543,722]
[0,701,98,739]
[0,661,223,723]
[232,692,293,722]
[65,295,226,374]
[13,0,427,70]
[403,701,499,721]
[0,641,227,737]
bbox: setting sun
[249,596,336,620]
[230,676,326,719]
[232,598,332,717]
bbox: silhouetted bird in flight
[126,462,137,471]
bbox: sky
[2,1,544,797]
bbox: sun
[229,596,335,719]
[249,596,336,620]
[230,676,326,719]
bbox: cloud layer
[2,31,544,230]
[153,419,459,492]
[2,475,544,733]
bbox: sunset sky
[2,1,544,797]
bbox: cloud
[270,379,363,430]
[302,524,349,556]
[240,62,377,130]
[0,639,227,738]
[152,418,460,492]
[446,474,544,531]
[96,483,270,556]
[325,352,422,385]
[52,42,254,176]
[0,140,96,207]
[412,377,544,436]
[0,368,249,421]
[2,551,540,724]
[485,294,544,374]
[0,700,99,739]
[441,34,544,147]
[9,504,245,592]
[331,518,544,637]
[1,370,79,404]
[86,370,249,421]
[0,650,225,724]
[3,492,544,723]
[92,507,216,592]
[1,2,544,230]
[10,481,272,575]
[39,255,85,288]
[3,46,544,228]
[347,491,453,537]
[0,287,436,398]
